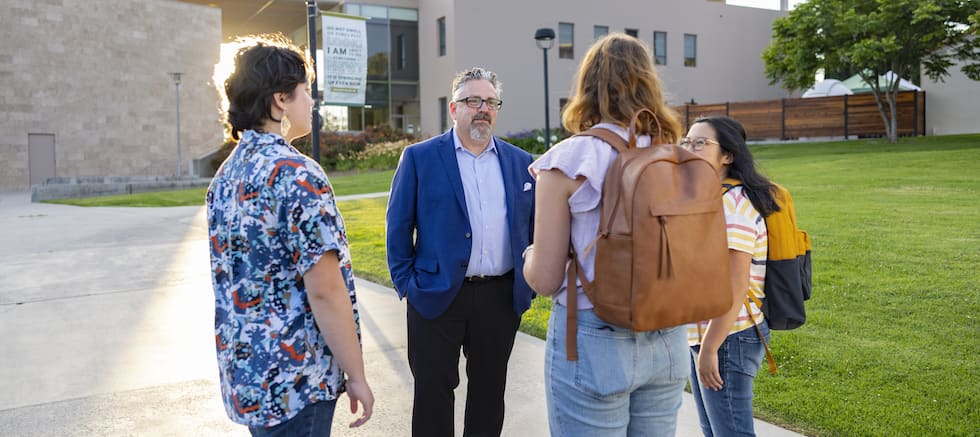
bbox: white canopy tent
[802,79,855,98]
[840,71,923,94]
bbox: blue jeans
[689,321,770,437]
[248,399,338,437]
[545,303,689,436]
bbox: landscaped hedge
[500,127,571,155]
[209,125,419,173]
[210,125,576,174]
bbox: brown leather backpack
[564,109,733,360]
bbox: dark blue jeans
[689,321,770,437]
[248,399,338,437]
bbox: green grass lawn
[43,187,210,207]
[337,197,391,287]
[46,135,979,435]
[43,169,395,207]
[744,134,980,436]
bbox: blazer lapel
[437,130,469,220]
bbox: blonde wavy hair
[561,33,681,143]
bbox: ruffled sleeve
[529,136,617,213]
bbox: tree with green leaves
[763,0,979,143]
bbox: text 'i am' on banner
[321,12,367,106]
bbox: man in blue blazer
[386,67,535,437]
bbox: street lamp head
[169,72,183,85]
[534,28,555,148]
[534,28,556,50]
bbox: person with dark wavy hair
[522,33,688,436]
[681,115,777,437]
[207,34,373,436]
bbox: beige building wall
[417,0,456,137]
[925,60,980,135]
[0,0,223,190]
[415,0,786,136]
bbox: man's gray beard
[469,124,491,141]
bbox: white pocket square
[523,182,532,192]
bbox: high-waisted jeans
[689,320,770,437]
[545,303,689,436]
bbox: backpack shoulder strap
[722,177,743,194]
[575,127,629,153]
[573,127,631,237]
[745,297,778,375]
[565,250,582,361]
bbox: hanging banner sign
[321,12,367,105]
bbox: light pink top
[528,123,653,309]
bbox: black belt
[464,270,513,283]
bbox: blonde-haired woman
[523,33,689,436]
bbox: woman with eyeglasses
[680,115,778,437]
[522,33,689,436]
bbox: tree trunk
[870,89,895,144]
[887,90,899,143]
[868,73,903,144]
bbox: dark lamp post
[534,28,555,149]
[169,72,183,177]
[306,0,321,163]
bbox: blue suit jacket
[386,129,536,320]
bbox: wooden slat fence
[675,91,926,141]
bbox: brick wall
[0,0,223,189]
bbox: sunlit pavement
[0,191,802,436]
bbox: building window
[684,34,697,67]
[361,5,388,18]
[654,31,667,65]
[559,22,574,59]
[437,17,446,57]
[439,97,448,132]
[593,25,608,41]
[396,34,406,70]
[389,7,418,21]
[625,28,638,38]
[326,4,419,132]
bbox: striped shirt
[688,185,767,345]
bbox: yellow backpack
[724,178,812,373]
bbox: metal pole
[781,98,786,140]
[307,0,321,163]
[913,91,919,136]
[176,80,181,176]
[169,72,183,177]
[543,47,551,149]
[921,91,927,136]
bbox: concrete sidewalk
[0,191,803,436]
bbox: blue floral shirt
[206,130,359,427]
